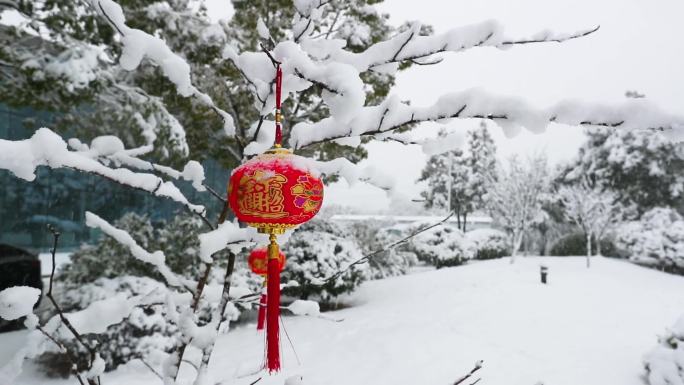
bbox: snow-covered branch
[90,0,236,135]
[331,21,600,72]
[0,128,206,215]
[85,212,192,289]
[289,90,684,149]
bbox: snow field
[5,256,684,385]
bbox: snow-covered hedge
[643,315,684,385]
[368,225,418,279]
[466,228,510,260]
[410,225,475,268]
[616,208,684,274]
[283,220,370,304]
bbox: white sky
[158,0,684,212]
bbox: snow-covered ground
[5,257,684,385]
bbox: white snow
[85,212,186,288]
[0,287,41,321]
[7,257,683,385]
[0,128,204,214]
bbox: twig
[315,212,455,284]
[259,43,281,67]
[140,358,163,380]
[203,183,227,204]
[453,360,484,385]
[36,325,87,385]
[501,25,600,45]
[46,225,100,385]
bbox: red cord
[274,65,283,147]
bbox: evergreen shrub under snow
[643,315,684,385]
[465,228,510,260]
[549,232,617,257]
[368,225,419,279]
[410,225,475,268]
[616,207,684,274]
[283,220,370,304]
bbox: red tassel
[256,292,267,331]
[266,241,281,373]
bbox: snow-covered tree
[558,182,629,267]
[419,135,473,230]
[419,122,497,231]
[485,154,550,260]
[1,0,684,383]
[563,127,684,215]
[467,121,497,209]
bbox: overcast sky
[197,0,684,211]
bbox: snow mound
[0,286,41,321]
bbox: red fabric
[228,153,324,227]
[249,248,285,275]
[257,293,267,331]
[266,256,281,372]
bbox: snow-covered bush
[37,276,176,376]
[466,228,510,260]
[643,315,684,385]
[59,213,210,284]
[549,232,617,257]
[410,225,475,268]
[38,213,255,374]
[368,225,418,278]
[616,207,684,273]
[283,220,370,303]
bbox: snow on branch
[0,128,205,214]
[70,136,207,192]
[90,0,236,135]
[289,89,684,149]
[85,212,191,289]
[330,21,600,72]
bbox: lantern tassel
[266,233,281,372]
[257,281,267,331]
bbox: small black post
[540,265,548,284]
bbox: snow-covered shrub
[466,228,510,260]
[410,225,475,268]
[368,225,418,279]
[38,213,253,374]
[549,232,617,257]
[643,315,684,385]
[59,213,209,284]
[283,220,370,303]
[37,276,176,376]
[616,207,684,273]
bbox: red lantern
[248,247,286,276]
[248,247,286,332]
[227,64,324,373]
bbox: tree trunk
[463,212,468,233]
[586,232,592,268]
[510,230,523,264]
[456,205,461,229]
[596,235,603,256]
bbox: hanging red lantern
[248,247,286,332]
[228,64,324,373]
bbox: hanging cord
[274,65,283,147]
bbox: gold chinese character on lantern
[237,170,288,219]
